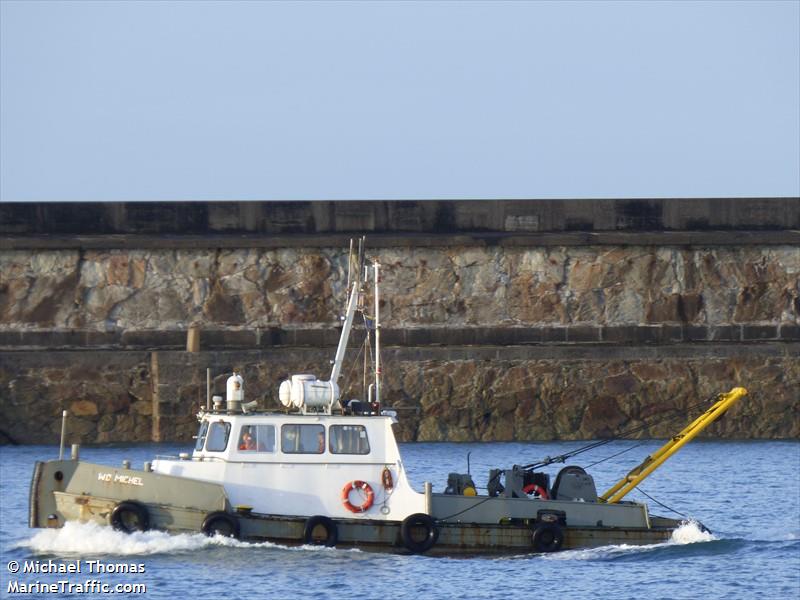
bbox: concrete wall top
[1,198,798,236]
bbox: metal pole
[58,410,67,460]
[424,482,432,515]
[346,238,353,290]
[206,368,211,411]
[374,260,381,407]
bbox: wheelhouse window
[281,424,325,454]
[195,421,209,451]
[329,425,370,455]
[238,424,276,453]
[206,421,231,452]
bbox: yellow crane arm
[600,387,748,504]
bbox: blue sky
[1,0,798,201]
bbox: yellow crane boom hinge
[599,387,748,504]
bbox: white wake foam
[19,521,361,557]
[670,520,716,544]
[540,520,716,561]
[538,543,642,561]
[19,521,274,556]
[20,519,722,559]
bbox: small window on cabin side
[206,421,231,452]
[281,424,325,454]
[195,421,209,451]
[238,425,275,453]
[329,425,370,455]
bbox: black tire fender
[303,515,338,547]
[109,501,149,533]
[400,513,439,554]
[201,511,240,539]
[531,522,564,553]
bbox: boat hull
[30,459,681,555]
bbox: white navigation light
[227,372,244,412]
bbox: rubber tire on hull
[303,516,338,547]
[110,501,149,533]
[531,523,564,553]
[400,513,439,554]
[201,512,240,539]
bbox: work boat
[30,240,748,555]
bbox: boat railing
[153,453,224,462]
[153,454,182,461]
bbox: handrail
[600,387,748,504]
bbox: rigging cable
[362,313,370,398]
[636,487,691,520]
[522,394,720,472]
[435,495,497,523]
[342,337,366,402]
[583,439,650,469]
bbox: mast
[346,238,353,290]
[329,237,365,394]
[330,273,360,387]
[373,259,381,408]
[279,237,368,414]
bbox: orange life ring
[523,484,549,499]
[341,480,375,513]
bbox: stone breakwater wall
[0,199,798,444]
[0,346,796,445]
[1,245,798,336]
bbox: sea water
[1,440,798,600]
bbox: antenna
[374,258,381,408]
[206,368,211,411]
[346,238,354,291]
[358,236,366,282]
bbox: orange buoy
[523,483,549,499]
[341,480,375,513]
